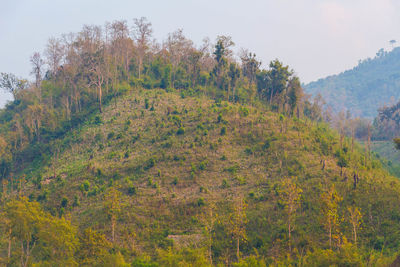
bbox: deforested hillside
[305,47,400,118]
[1,88,400,266]
[1,19,400,266]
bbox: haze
[1,0,399,106]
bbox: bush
[176,127,185,135]
[81,180,90,192]
[221,178,229,188]
[144,157,156,170]
[107,131,115,140]
[61,197,68,208]
[197,197,205,207]
[220,126,227,135]
[93,115,102,125]
[128,186,137,196]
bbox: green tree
[3,197,78,266]
[321,186,342,249]
[280,177,302,253]
[347,206,362,246]
[104,186,122,243]
[0,73,28,99]
[228,196,247,262]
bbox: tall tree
[132,17,153,79]
[30,52,45,91]
[228,196,247,262]
[45,37,65,76]
[280,177,302,253]
[321,186,342,249]
[347,206,362,246]
[104,186,122,243]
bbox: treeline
[0,18,321,180]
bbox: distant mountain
[304,47,400,118]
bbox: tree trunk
[112,215,115,243]
[98,85,102,113]
[236,237,240,261]
[288,223,292,253]
[8,228,11,259]
[209,233,212,266]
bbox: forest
[305,46,400,118]
[0,18,400,266]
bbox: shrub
[94,115,102,125]
[73,195,80,207]
[61,197,68,208]
[107,131,115,140]
[220,126,227,135]
[197,197,205,207]
[221,178,229,188]
[176,127,185,135]
[128,186,137,196]
[82,180,90,192]
[144,157,156,170]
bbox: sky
[0,0,400,106]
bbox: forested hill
[304,46,400,118]
[1,19,400,266]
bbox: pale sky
[1,0,400,106]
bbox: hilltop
[305,47,400,118]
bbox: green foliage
[176,127,185,135]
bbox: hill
[1,19,400,266]
[1,88,400,266]
[304,47,400,118]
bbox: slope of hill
[1,87,399,266]
[305,47,400,118]
[1,19,400,266]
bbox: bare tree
[30,52,45,100]
[132,17,153,79]
[45,37,65,76]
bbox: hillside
[1,19,400,266]
[0,88,399,265]
[305,47,400,118]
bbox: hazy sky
[1,0,399,106]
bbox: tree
[286,76,304,116]
[240,50,261,87]
[3,198,78,266]
[347,206,362,246]
[85,50,106,113]
[0,73,27,99]
[228,63,240,102]
[132,17,153,79]
[30,52,45,90]
[212,36,234,92]
[104,186,122,243]
[77,228,113,265]
[199,201,217,265]
[228,196,247,262]
[45,37,65,75]
[280,177,302,253]
[321,186,342,249]
[337,152,348,177]
[267,60,292,109]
